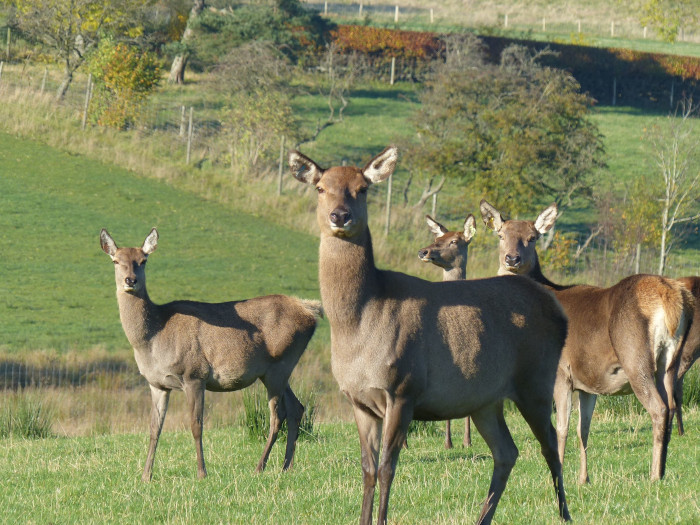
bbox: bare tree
[646,99,700,275]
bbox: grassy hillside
[0,132,322,353]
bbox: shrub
[0,391,54,439]
[87,38,160,130]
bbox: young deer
[290,147,571,525]
[100,228,322,481]
[418,214,476,449]
[674,276,700,435]
[480,199,693,483]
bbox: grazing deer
[100,228,322,481]
[480,199,693,483]
[675,276,700,435]
[418,214,476,449]
[290,147,571,525]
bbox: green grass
[0,131,322,353]
[0,409,697,523]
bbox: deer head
[100,228,158,294]
[289,147,398,239]
[418,214,476,271]
[479,200,557,276]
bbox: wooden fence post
[40,67,47,94]
[384,173,392,236]
[394,5,399,23]
[179,105,186,137]
[81,73,92,130]
[186,106,194,164]
[390,57,396,85]
[359,1,363,16]
[542,18,546,32]
[277,135,285,196]
[430,8,434,24]
[0,61,4,86]
[5,27,10,60]
[643,26,647,39]
[324,1,327,15]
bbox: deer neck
[524,255,567,291]
[116,288,161,351]
[442,257,466,281]
[319,229,378,326]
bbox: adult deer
[480,199,693,483]
[290,147,571,525]
[418,214,476,449]
[675,276,700,435]
[100,228,322,480]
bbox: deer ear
[463,214,477,242]
[479,199,504,232]
[534,203,558,234]
[289,151,323,185]
[426,215,448,237]
[142,228,159,255]
[100,229,118,258]
[362,146,398,184]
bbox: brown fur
[291,148,571,525]
[675,276,700,435]
[418,214,476,449]
[480,199,694,482]
[100,228,321,480]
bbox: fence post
[542,18,546,32]
[670,79,674,109]
[179,105,186,137]
[643,26,647,39]
[612,77,617,106]
[186,106,194,164]
[81,73,92,130]
[394,5,399,23]
[578,20,581,33]
[277,135,285,196]
[390,57,396,85]
[504,14,508,28]
[430,8,434,24]
[5,27,10,61]
[324,1,327,15]
[0,61,4,86]
[359,1,363,16]
[384,173,392,236]
[40,67,47,94]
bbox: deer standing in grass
[418,214,476,449]
[674,276,700,435]
[100,228,322,480]
[290,147,571,525]
[480,200,693,483]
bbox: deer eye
[316,186,325,194]
[450,240,458,246]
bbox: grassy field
[1,408,698,524]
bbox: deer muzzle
[329,207,352,232]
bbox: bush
[87,39,160,129]
[240,385,318,442]
[0,391,54,439]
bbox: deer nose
[418,249,430,260]
[125,277,137,287]
[329,208,351,227]
[504,254,521,267]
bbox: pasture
[1,412,698,523]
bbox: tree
[6,0,149,99]
[623,0,700,43]
[406,38,605,219]
[645,99,700,275]
[167,0,204,84]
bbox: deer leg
[353,406,382,525]
[463,417,472,448]
[142,385,170,482]
[674,373,685,436]
[445,420,453,449]
[377,399,413,525]
[553,376,573,471]
[184,382,207,479]
[515,396,571,522]
[256,391,285,473]
[282,386,304,471]
[576,392,597,485]
[470,402,519,525]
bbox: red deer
[100,228,322,480]
[479,199,693,483]
[418,214,476,449]
[675,276,700,435]
[290,147,571,525]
